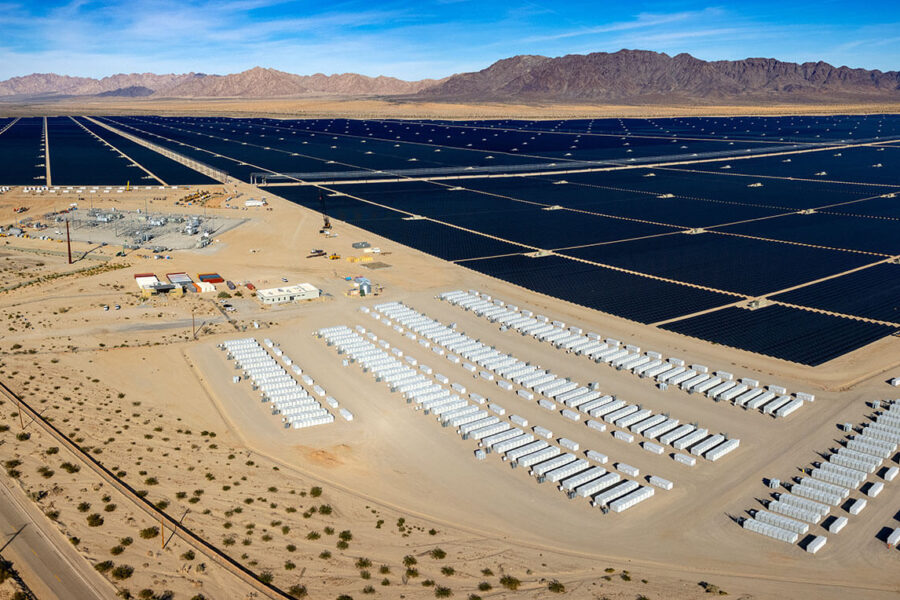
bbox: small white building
[257,283,319,304]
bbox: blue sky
[1,0,898,79]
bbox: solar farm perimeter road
[0,476,115,600]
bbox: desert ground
[0,179,899,600]
[3,96,900,120]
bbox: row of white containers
[440,290,810,418]
[317,324,658,514]
[742,404,900,550]
[221,338,337,429]
[371,300,737,464]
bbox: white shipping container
[561,409,581,421]
[609,486,654,512]
[643,441,664,455]
[533,425,553,439]
[613,430,635,443]
[586,450,608,464]
[616,462,640,477]
[586,420,606,432]
[559,437,580,451]
[828,516,848,533]
[887,528,900,547]
[674,453,697,466]
[806,535,827,554]
[742,518,799,544]
[648,475,673,490]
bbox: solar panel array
[2,113,898,364]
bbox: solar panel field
[2,113,898,364]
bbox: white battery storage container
[613,430,635,443]
[616,462,640,478]
[643,441,664,455]
[674,453,697,466]
[648,475,673,490]
[585,450,608,464]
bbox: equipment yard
[0,115,898,600]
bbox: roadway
[0,476,116,600]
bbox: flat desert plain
[0,181,898,600]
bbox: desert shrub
[139,526,159,539]
[86,513,104,527]
[94,560,114,573]
[499,575,520,590]
[288,584,308,598]
[548,580,566,593]
[430,548,446,560]
[111,565,134,580]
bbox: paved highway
[0,477,115,600]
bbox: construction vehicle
[307,249,326,258]
[328,253,341,260]
[318,191,332,233]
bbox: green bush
[94,560,114,573]
[499,575,520,590]
[548,580,566,593]
[86,513,104,527]
[139,527,159,539]
[111,565,134,580]
[288,584,308,598]
[430,548,446,560]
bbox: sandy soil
[0,182,899,600]
[2,96,900,120]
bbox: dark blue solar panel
[822,195,900,219]
[661,305,897,366]
[0,117,45,185]
[461,254,736,324]
[561,168,887,210]
[673,145,900,186]
[772,263,900,324]
[273,186,528,261]
[453,175,789,227]
[76,118,216,185]
[558,232,876,296]
[48,117,144,185]
[328,180,679,248]
[717,212,900,255]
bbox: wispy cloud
[0,1,898,79]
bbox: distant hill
[2,51,898,102]
[97,86,154,97]
[418,50,900,103]
[0,67,443,98]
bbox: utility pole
[192,308,197,340]
[160,517,165,549]
[66,219,72,264]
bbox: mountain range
[0,67,443,98]
[3,50,899,103]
